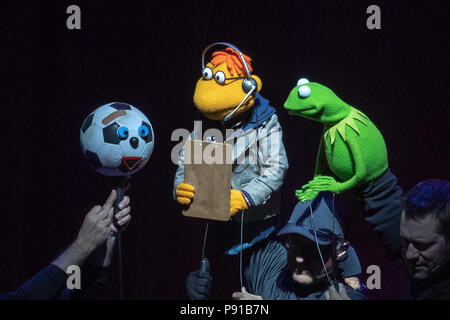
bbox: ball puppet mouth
[121,156,142,171]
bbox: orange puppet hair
[210,47,253,77]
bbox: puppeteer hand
[232,287,263,300]
[176,182,195,205]
[230,189,249,216]
[186,258,213,300]
[324,283,350,300]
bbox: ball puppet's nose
[130,137,139,149]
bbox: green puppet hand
[295,185,319,202]
[308,176,341,194]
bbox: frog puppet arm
[297,133,368,202]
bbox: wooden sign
[182,140,232,221]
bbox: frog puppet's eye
[297,78,310,86]
[138,125,149,138]
[298,85,311,98]
[214,71,226,85]
[202,67,213,80]
[117,126,129,139]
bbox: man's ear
[252,75,262,92]
[336,241,350,261]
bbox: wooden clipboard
[182,140,232,221]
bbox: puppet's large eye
[117,126,129,139]
[214,71,226,85]
[202,67,213,80]
[297,78,310,86]
[298,85,311,98]
[138,125,149,138]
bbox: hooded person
[233,192,367,300]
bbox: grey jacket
[173,112,288,223]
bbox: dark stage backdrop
[0,0,448,300]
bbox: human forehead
[400,211,442,242]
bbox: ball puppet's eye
[298,85,311,98]
[297,78,310,86]
[117,126,129,139]
[202,67,213,80]
[214,71,226,85]
[138,125,149,138]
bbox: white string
[309,202,332,284]
[239,209,244,289]
[202,222,209,259]
[331,193,337,282]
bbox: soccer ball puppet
[80,102,154,176]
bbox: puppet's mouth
[121,157,142,171]
[288,107,316,116]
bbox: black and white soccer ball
[80,102,154,176]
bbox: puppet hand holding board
[179,140,233,221]
[176,42,265,220]
[175,42,288,294]
[176,140,248,219]
[284,79,388,202]
[80,101,154,298]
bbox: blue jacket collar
[241,93,276,131]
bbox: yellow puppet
[174,43,288,254]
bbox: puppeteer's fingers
[232,292,243,300]
[117,214,131,226]
[115,205,130,218]
[97,209,109,221]
[118,196,130,210]
[103,190,117,211]
[88,205,102,215]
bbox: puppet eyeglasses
[202,67,246,85]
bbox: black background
[0,0,448,300]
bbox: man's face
[285,234,333,286]
[400,211,450,281]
